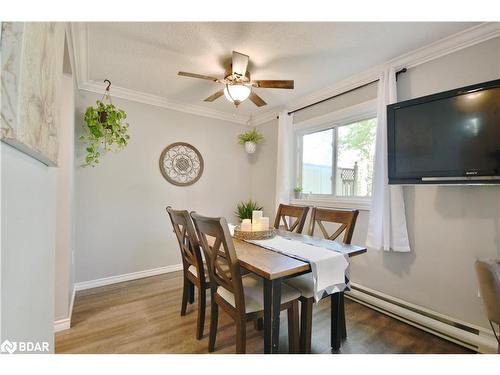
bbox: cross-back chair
[166,206,209,340]
[273,204,310,234]
[191,212,300,354]
[308,207,359,243]
[285,207,359,353]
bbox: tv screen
[388,79,500,184]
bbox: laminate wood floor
[55,272,473,354]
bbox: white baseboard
[54,318,71,332]
[69,286,76,321]
[346,283,498,354]
[74,264,183,291]
[55,265,182,332]
[54,286,76,333]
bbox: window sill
[290,197,371,211]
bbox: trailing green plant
[81,99,130,167]
[237,128,264,145]
[293,186,303,193]
[234,200,263,221]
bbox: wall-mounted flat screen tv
[387,78,500,184]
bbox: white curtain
[366,67,411,252]
[275,111,294,210]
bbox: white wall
[74,91,253,283]
[249,118,279,218]
[349,36,500,329]
[251,37,500,329]
[0,143,56,350]
[54,73,75,321]
[0,21,67,353]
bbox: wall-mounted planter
[244,141,257,154]
[238,128,264,155]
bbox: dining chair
[285,207,359,353]
[191,212,301,354]
[166,206,209,340]
[273,204,310,234]
[475,259,500,353]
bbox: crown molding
[255,22,499,125]
[249,107,282,127]
[70,23,251,125]
[79,79,251,125]
[388,22,500,70]
[71,22,499,128]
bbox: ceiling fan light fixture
[224,84,251,105]
[178,50,294,108]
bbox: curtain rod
[275,68,407,118]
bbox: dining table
[231,229,367,354]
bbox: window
[298,117,377,199]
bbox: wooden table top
[233,230,367,280]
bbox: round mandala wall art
[159,142,204,186]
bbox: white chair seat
[217,274,300,313]
[188,264,206,278]
[188,264,198,277]
[284,273,315,298]
[189,262,232,279]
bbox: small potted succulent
[81,99,130,167]
[293,186,303,199]
[238,128,264,154]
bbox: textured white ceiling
[86,22,478,117]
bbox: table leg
[340,292,347,339]
[263,279,272,353]
[263,278,282,354]
[271,279,282,354]
[331,292,342,351]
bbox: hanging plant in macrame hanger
[81,79,130,167]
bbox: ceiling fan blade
[203,89,225,102]
[253,80,294,89]
[249,91,267,107]
[232,51,249,78]
[178,71,220,82]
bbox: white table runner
[249,235,349,302]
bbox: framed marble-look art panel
[1,22,65,166]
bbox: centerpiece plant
[234,200,263,221]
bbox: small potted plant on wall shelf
[238,128,264,154]
[81,79,130,167]
[294,186,303,199]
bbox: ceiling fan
[178,51,294,107]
